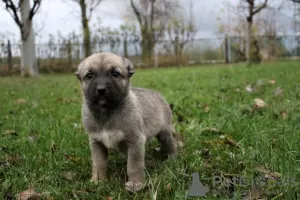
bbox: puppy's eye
[111,70,121,77]
[85,72,94,80]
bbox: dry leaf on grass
[3,130,18,136]
[165,183,172,193]
[273,87,283,96]
[63,171,76,181]
[245,84,254,93]
[255,166,282,179]
[17,188,41,200]
[6,155,22,164]
[203,104,210,113]
[243,184,265,200]
[267,79,276,85]
[254,98,267,108]
[201,127,226,135]
[64,154,81,163]
[16,99,27,105]
[224,138,240,148]
[173,132,184,147]
[255,166,271,174]
[28,135,38,143]
[280,111,287,119]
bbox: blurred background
[0,0,299,76]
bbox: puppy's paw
[125,181,143,193]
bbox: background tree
[242,0,268,62]
[1,0,42,76]
[67,0,104,58]
[167,9,197,67]
[130,0,178,64]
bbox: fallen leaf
[203,104,210,113]
[165,183,172,193]
[273,87,283,96]
[201,127,226,135]
[16,99,27,105]
[224,138,240,148]
[268,79,276,85]
[256,80,265,86]
[173,132,184,147]
[6,155,22,164]
[17,188,41,200]
[255,166,282,179]
[255,166,271,174]
[63,171,76,181]
[280,111,287,119]
[201,148,210,158]
[254,98,267,108]
[243,184,264,200]
[0,161,11,168]
[73,123,79,129]
[245,84,254,93]
[3,130,18,136]
[269,172,282,179]
[28,135,38,143]
[220,135,226,139]
[64,154,81,163]
[107,197,113,200]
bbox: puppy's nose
[96,87,107,95]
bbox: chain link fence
[1,35,300,74]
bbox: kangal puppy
[75,52,177,192]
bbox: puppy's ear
[123,57,135,78]
[74,70,80,80]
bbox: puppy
[75,52,177,192]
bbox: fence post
[228,37,231,63]
[224,36,229,63]
[123,37,128,58]
[7,40,13,71]
[67,40,73,69]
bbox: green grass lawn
[1,61,300,199]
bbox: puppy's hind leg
[156,126,178,158]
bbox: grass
[0,61,300,199]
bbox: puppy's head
[75,52,135,108]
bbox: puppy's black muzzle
[96,87,107,95]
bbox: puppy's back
[131,87,173,136]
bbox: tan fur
[75,52,177,192]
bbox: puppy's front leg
[89,137,108,182]
[125,138,145,192]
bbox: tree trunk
[20,0,38,76]
[80,0,91,58]
[123,36,128,58]
[7,40,13,71]
[246,20,252,61]
[174,36,180,67]
[67,40,73,69]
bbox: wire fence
[1,35,300,74]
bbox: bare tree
[67,0,104,58]
[167,6,197,67]
[1,0,42,76]
[242,0,268,61]
[130,0,177,64]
